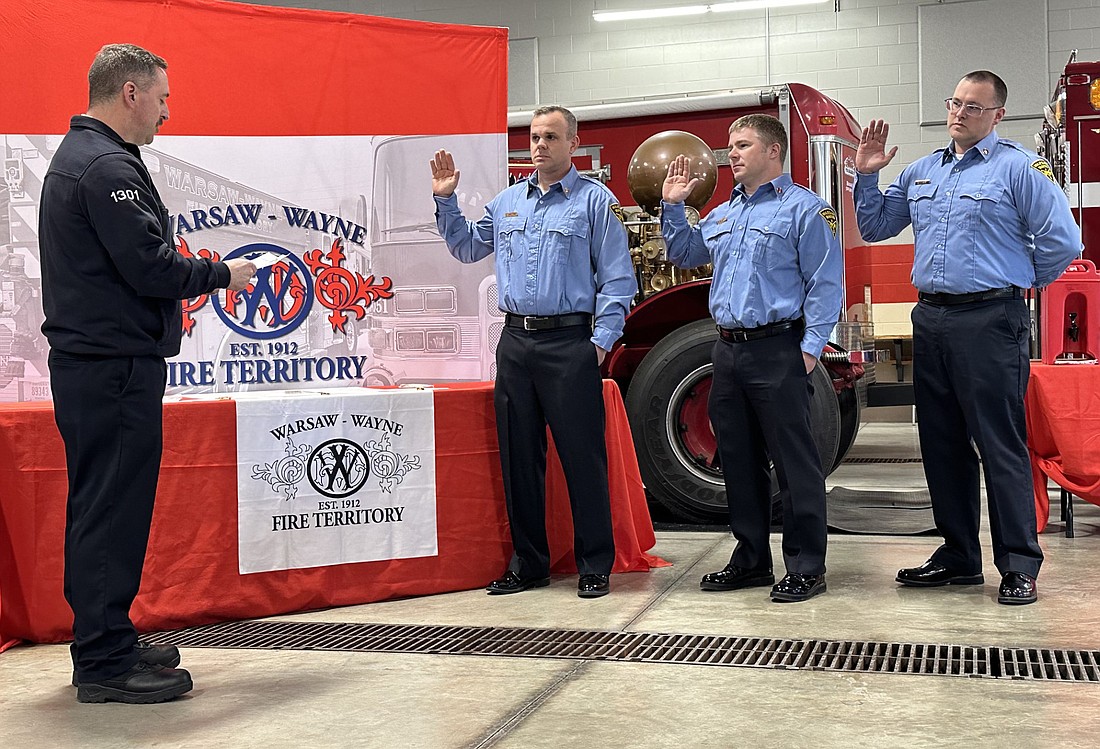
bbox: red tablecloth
[0,380,664,650]
[1026,363,1100,532]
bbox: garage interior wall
[231,0,1099,211]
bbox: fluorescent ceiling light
[593,0,829,22]
[712,0,830,11]
[593,5,707,22]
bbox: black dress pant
[48,350,167,682]
[493,325,614,578]
[708,329,827,575]
[912,298,1042,577]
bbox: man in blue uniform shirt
[431,106,636,598]
[854,70,1081,605]
[662,114,843,603]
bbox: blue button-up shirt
[854,130,1081,293]
[662,174,843,357]
[434,166,635,351]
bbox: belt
[918,286,1021,306]
[504,312,592,331]
[717,319,803,343]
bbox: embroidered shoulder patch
[1031,159,1057,183]
[610,203,625,224]
[818,207,838,237]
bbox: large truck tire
[625,318,842,523]
[833,384,860,473]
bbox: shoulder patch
[610,203,625,224]
[1031,158,1057,183]
[818,207,838,237]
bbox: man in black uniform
[39,43,255,703]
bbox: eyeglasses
[944,98,1001,117]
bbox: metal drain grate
[841,457,924,464]
[153,620,1100,683]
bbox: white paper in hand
[242,251,287,270]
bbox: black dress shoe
[895,560,984,587]
[700,564,775,591]
[770,573,826,603]
[998,571,1037,605]
[486,570,551,595]
[76,661,193,704]
[578,574,610,598]
[73,641,181,687]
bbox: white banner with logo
[235,388,437,574]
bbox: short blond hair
[730,114,788,162]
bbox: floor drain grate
[152,620,1100,683]
[841,457,924,464]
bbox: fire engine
[1035,51,1100,368]
[508,83,900,523]
[1038,51,1100,269]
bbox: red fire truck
[1038,51,1100,268]
[508,83,901,522]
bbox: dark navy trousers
[912,298,1042,577]
[708,329,827,575]
[48,350,167,682]
[493,325,615,578]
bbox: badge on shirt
[504,211,519,217]
[818,207,838,237]
[610,203,625,224]
[1031,159,1057,183]
[914,179,931,185]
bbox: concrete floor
[3,424,1099,748]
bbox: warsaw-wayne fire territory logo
[253,434,420,500]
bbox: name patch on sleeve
[1031,159,1057,183]
[818,207,838,237]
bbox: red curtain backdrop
[0,0,507,137]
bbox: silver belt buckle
[523,316,535,331]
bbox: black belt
[718,319,803,343]
[918,286,1021,306]
[504,312,592,331]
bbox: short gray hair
[88,44,167,107]
[532,105,578,139]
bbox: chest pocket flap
[747,216,793,270]
[702,221,734,242]
[907,183,938,203]
[906,183,938,231]
[547,222,589,240]
[746,216,793,241]
[547,220,588,264]
[959,182,1006,204]
[498,216,527,235]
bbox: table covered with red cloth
[1026,363,1100,532]
[0,380,665,650]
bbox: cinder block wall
[236,0,1100,199]
[232,0,1098,422]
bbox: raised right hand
[662,154,700,205]
[430,149,460,197]
[855,119,899,174]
